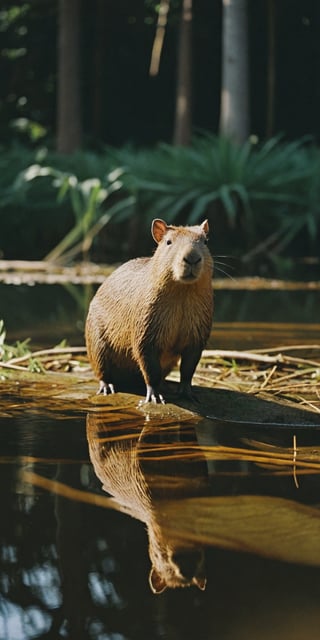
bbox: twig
[265,367,319,388]
[4,346,86,366]
[260,364,278,390]
[253,344,320,354]
[293,434,299,489]
[0,362,31,371]
[295,397,320,414]
[280,354,320,368]
[202,349,320,368]
[201,349,283,364]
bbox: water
[0,283,320,640]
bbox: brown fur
[85,219,213,402]
[87,411,208,593]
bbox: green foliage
[11,117,47,142]
[0,319,31,361]
[1,135,320,270]
[113,135,320,260]
[0,145,134,260]
[114,136,254,226]
[45,168,134,262]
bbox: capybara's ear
[151,219,169,244]
[201,219,209,236]
[193,576,207,591]
[149,567,167,594]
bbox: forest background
[1,0,320,278]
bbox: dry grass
[194,345,320,413]
[1,343,320,414]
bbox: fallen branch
[4,346,87,366]
[202,349,320,368]
[201,349,283,364]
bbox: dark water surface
[1,283,320,640]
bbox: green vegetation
[1,135,320,273]
[0,318,31,361]
[0,319,86,375]
[0,318,44,372]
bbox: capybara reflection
[87,411,208,593]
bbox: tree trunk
[173,0,193,146]
[266,0,276,137]
[92,0,107,140]
[219,0,249,143]
[56,0,82,153]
